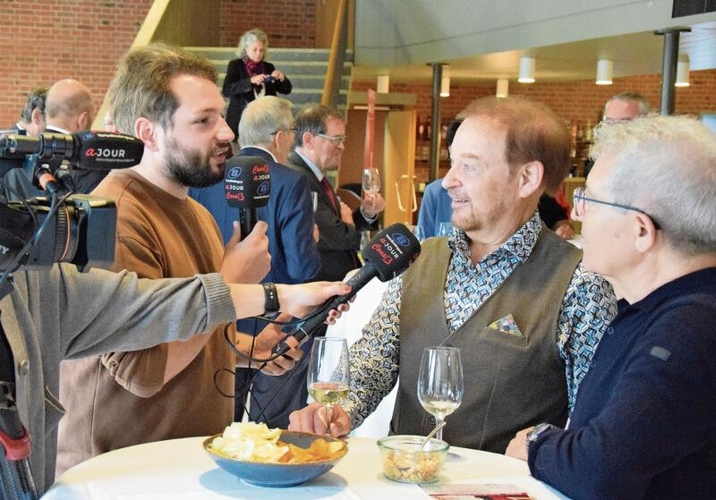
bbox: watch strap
[262,282,280,315]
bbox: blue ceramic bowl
[203,430,347,487]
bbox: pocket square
[488,314,523,337]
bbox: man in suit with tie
[191,96,320,428]
[288,104,385,282]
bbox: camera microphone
[224,155,271,238]
[270,223,421,357]
[1,131,143,172]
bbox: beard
[163,135,226,188]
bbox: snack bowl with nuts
[377,435,449,483]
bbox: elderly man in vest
[289,96,617,453]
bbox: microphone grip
[239,208,257,239]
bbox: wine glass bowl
[417,346,464,441]
[362,168,381,195]
[307,338,350,425]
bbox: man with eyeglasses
[507,115,716,499]
[288,104,385,282]
[191,95,320,428]
[584,92,651,177]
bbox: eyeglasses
[316,133,347,145]
[271,127,298,135]
[599,117,631,126]
[573,187,661,230]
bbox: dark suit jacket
[190,147,319,286]
[287,151,377,282]
[222,59,293,137]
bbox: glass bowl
[377,435,449,483]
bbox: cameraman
[0,263,349,494]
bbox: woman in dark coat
[223,29,292,139]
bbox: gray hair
[603,92,651,117]
[20,87,48,122]
[238,96,293,148]
[238,29,269,59]
[592,114,716,255]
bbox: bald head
[46,79,95,133]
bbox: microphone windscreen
[74,131,144,170]
[224,155,271,209]
[361,223,421,282]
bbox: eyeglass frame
[316,133,348,145]
[572,187,661,230]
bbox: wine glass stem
[325,404,333,435]
[435,418,444,440]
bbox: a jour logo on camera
[85,148,126,158]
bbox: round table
[43,436,569,499]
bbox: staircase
[184,47,354,114]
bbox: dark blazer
[287,151,377,282]
[222,59,293,137]
[190,147,319,286]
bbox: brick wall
[219,0,315,48]
[353,70,716,125]
[0,0,154,128]
[0,0,315,127]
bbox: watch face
[528,423,553,443]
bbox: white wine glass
[362,167,381,195]
[307,337,350,429]
[417,346,464,441]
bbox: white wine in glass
[307,338,350,427]
[362,167,381,195]
[417,346,464,441]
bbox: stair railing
[321,0,349,109]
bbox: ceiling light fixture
[440,66,450,97]
[440,75,450,97]
[518,57,535,83]
[496,78,509,98]
[596,59,613,85]
[675,60,690,87]
[376,74,390,93]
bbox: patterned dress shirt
[346,212,617,428]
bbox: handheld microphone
[224,155,271,238]
[0,131,143,171]
[271,223,421,357]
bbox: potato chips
[278,437,346,464]
[209,422,346,464]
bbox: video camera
[0,130,144,274]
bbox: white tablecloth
[42,436,569,500]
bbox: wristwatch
[526,423,555,452]
[262,282,280,315]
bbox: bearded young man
[55,43,299,474]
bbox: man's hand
[240,313,302,375]
[221,221,271,284]
[361,192,386,219]
[505,427,533,461]
[276,282,351,319]
[552,220,575,240]
[288,402,351,437]
[339,201,354,225]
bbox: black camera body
[0,195,116,272]
[0,130,142,274]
